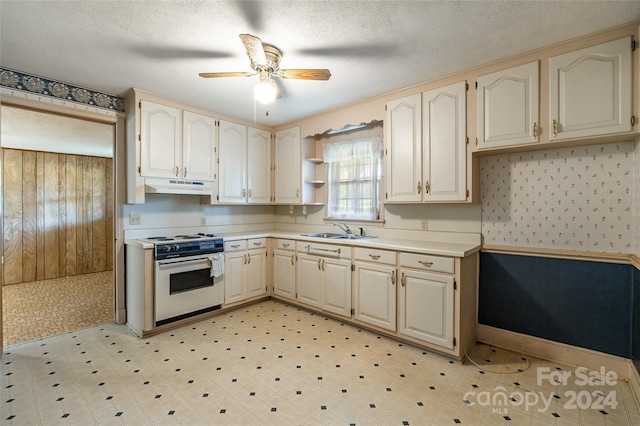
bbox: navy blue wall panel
[633,267,640,370]
[479,252,633,358]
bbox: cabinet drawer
[354,247,396,265]
[399,252,454,274]
[296,241,351,259]
[224,240,247,252]
[248,238,267,249]
[276,239,295,250]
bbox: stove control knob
[172,244,180,252]
[162,245,171,253]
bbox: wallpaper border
[0,67,124,113]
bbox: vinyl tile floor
[1,300,638,425]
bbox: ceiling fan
[199,34,331,104]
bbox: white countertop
[162,230,482,258]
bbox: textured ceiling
[1,1,639,127]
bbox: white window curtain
[323,136,383,220]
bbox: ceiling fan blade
[277,69,332,80]
[239,33,267,67]
[199,72,253,78]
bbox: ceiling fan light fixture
[254,78,278,104]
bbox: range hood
[144,178,213,195]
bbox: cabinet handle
[417,181,421,194]
[291,254,295,265]
[318,258,322,270]
[368,254,380,260]
[391,270,396,285]
[247,254,251,264]
[231,244,240,249]
[243,254,247,264]
[282,243,290,248]
[296,189,300,199]
[242,189,246,198]
[425,181,430,194]
[552,119,558,137]
[175,166,179,177]
[253,241,262,246]
[532,122,538,138]
[322,259,325,271]
[401,272,406,287]
[183,167,187,178]
[248,189,252,199]
[418,260,434,267]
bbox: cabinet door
[322,258,352,318]
[224,251,246,304]
[423,81,467,202]
[218,120,247,203]
[273,250,296,300]
[246,249,267,298]
[140,100,182,178]
[296,253,322,308]
[182,111,216,181]
[247,127,272,204]
[354,262,396,331]
[398,269,454,349]
[385,93,422,203]
[476,61,539,149]
[549,37,632,140]
[274,127,301,204]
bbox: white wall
[122,194,276,239]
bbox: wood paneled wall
[3,149,113,285]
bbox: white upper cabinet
[549,36,632,140]
[274,126,302,204]
[218,122,272,204]
[423,81,467,202]
[140,100,182,179]
[247,127,272,204]
[218,120,248,203]
[385,93,422,203]
[140,100,216,181]
[385,84,467,204]
[476,61,540,149]
[182,111,217,181]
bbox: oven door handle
[157,258,211,267]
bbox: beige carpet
[2,271,113,346]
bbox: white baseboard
[477,324,632,379]
[478,324,640,408]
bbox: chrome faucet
[334,223,352,234]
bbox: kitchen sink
[303,232,344,238]
[302,232,374,240]
[330,234,373,240]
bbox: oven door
[154,254,224,324]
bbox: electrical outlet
[201,217,207,226]
[129,213,141,226]
[421,220,427,230]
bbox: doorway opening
[1,105,115,346]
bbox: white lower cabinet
[296,242,352,318]
[321,257,352,317]
[224,239,267,304]
[273,239,296,300]
[296,253,323,308]
[354,262,396,331]
[398,261,455,350]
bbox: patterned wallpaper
[481,142,634,254]
[0,67,124,112]
[635,141,640,258]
